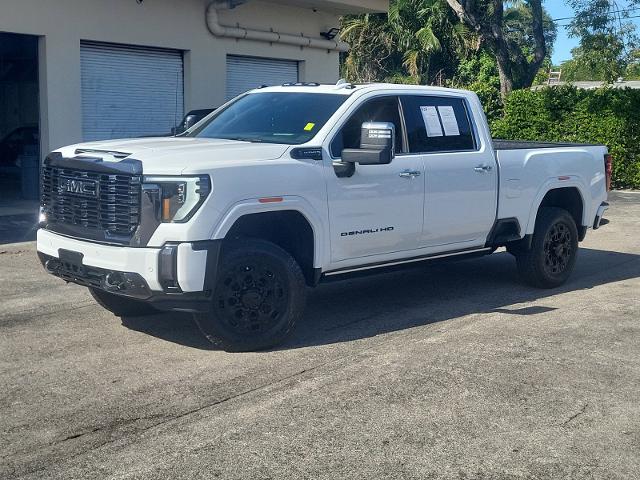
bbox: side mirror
[341,122,395,165]
[183,115,198,130]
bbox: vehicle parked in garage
[37,82,611,351]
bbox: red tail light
[604,153,613,191]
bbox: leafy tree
[340,13,393,82]
[445,0,548,97]
[340,0,555,97]
[566,0,640,82]
[340,0,471,84]
[626,48,640,79]
[561,40,626,81]
[454,50,501,87]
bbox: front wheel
[194,239,307,352]
[515,207,579,288]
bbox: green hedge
[490,86,640,189]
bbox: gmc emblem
[58,177,98,197]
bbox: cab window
[330,96,403,158]
[400,95,476,153]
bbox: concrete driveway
[1,191,639,479]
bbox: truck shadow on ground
[121,247,640,351]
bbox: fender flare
[209,196,326,268]
[525,177,589,235]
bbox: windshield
[189,92,348,145]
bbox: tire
[194,238,307,352]
[515,207,579,288]
[89,287,159,317]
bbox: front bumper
[36,229,220,312]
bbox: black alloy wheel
[214,260,289,335]
[194,238,307,352]
[542,221,573,276]
[516,207,579,288]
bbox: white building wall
[0,0,352,156]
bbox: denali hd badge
[58,177,98,197]
[341,226,394,237]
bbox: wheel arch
[526,182,588,238]
[210,198,323,286]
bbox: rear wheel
[194,239,307,352]
[515,207,579,288]
[89,288,158,317]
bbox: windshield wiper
[223,137,263,143]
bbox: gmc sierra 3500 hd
[37,82,611,351]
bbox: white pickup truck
[37,82,611,351]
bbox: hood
[56,137,290,174]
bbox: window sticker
[437,106,460,136]
[304,122,316,131]
[420,106,443,137]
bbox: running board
[322,247,493,278]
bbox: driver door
[324,95,425,263]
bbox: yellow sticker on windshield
[304,122,316,131]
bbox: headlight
[142,175,211,223]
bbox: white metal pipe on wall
[205,1,350,52]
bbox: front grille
[41,165,142,242]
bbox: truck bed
[493,139,600,150]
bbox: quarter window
[401,96,476,153]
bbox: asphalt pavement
[1,191,639,479]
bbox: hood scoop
[75,148,131,159]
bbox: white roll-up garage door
[226,55,299,100]
[81,42,184,142]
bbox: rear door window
[400,96,476,153]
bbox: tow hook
[104,272,126,291]
[44,258,61,273]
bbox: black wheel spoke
[214,260,288,335]
[542,221,573,277]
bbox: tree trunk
[524,0,547,87]
[446,0,548,97]
[496,51,514,98]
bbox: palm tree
[341,13,394,82]
[340,0,472,84]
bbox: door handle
[474,164,493,173]
[399,170,421,178]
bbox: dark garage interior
[0,32,40,243]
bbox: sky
[545,0,640,65]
